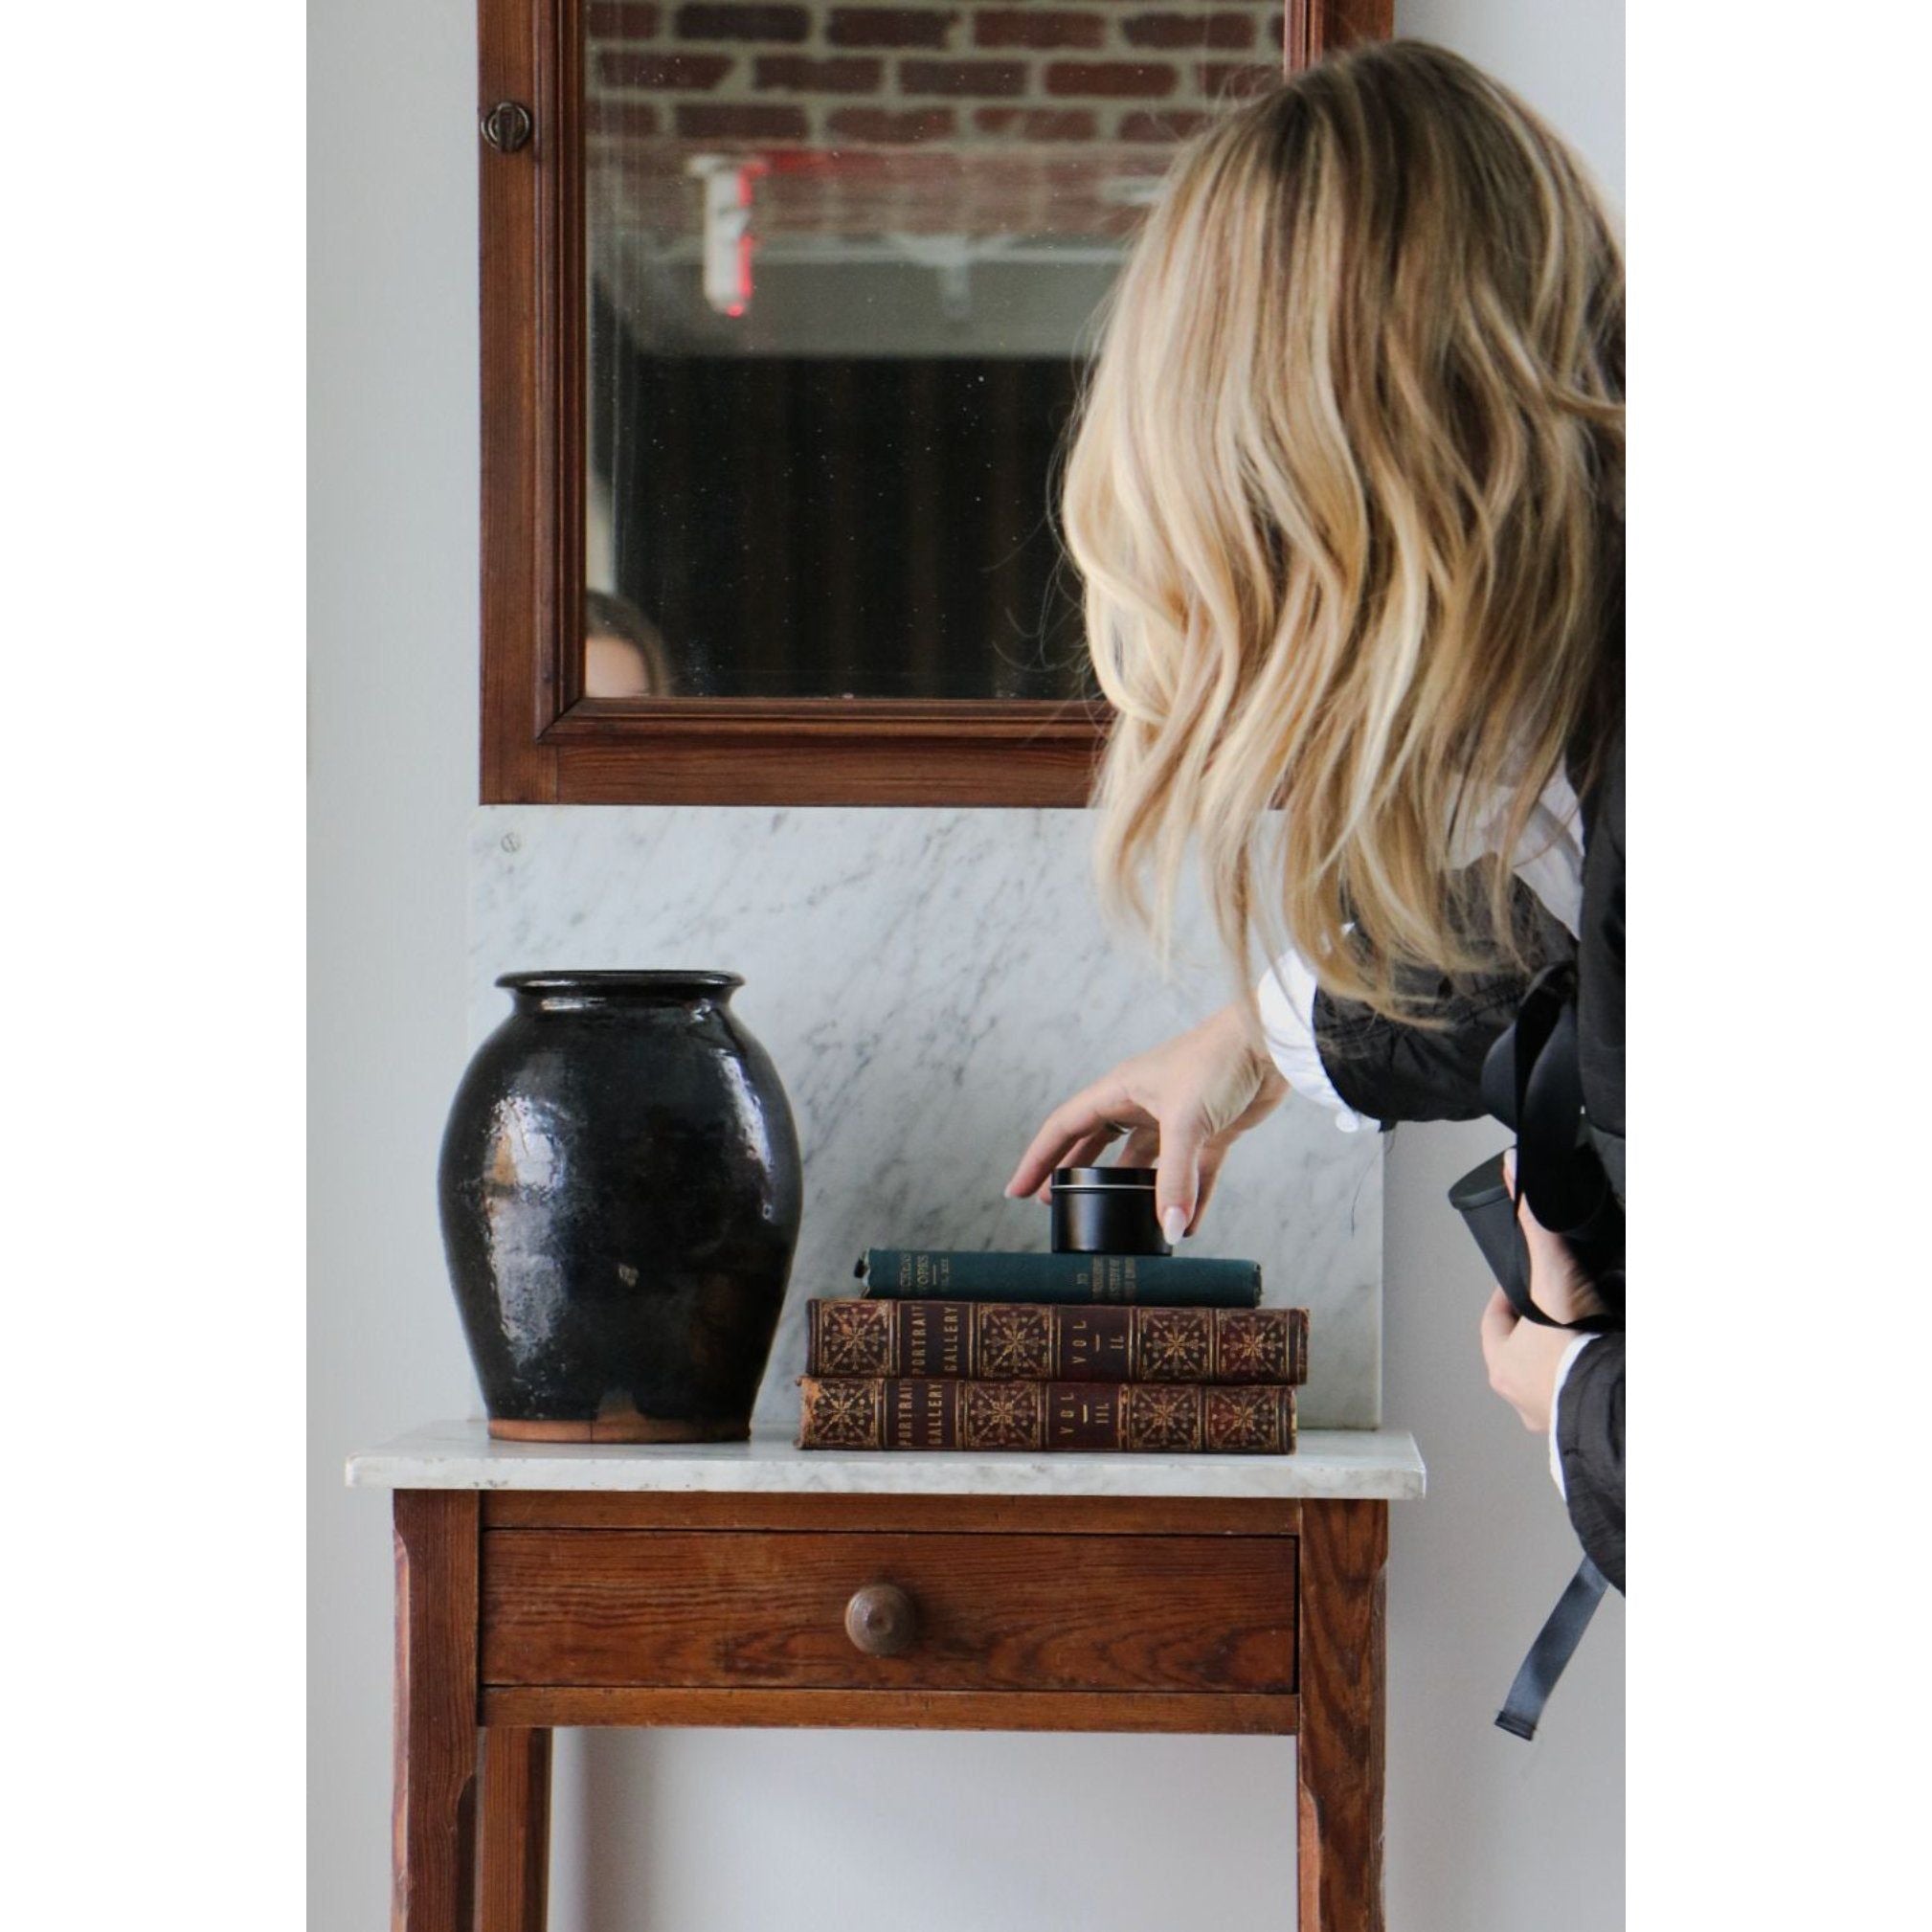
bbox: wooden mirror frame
[478,0,1392,806]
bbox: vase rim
[497,970,744,1000]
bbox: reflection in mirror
[582,3,1281,702]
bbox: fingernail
[1161,1206,1187,1246]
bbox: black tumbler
[1049,1166,1171,1256]
[1447,1151,1530,1302]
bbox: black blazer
[1310,729,1626,1592]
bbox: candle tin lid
[1050,1166,1158,1191]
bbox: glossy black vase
[438,971,802,1442]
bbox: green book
[855,1247,1262,1308]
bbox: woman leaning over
[1008,41,1627,1612]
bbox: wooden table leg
[393,1491,481,1932]
[1296,1499,1388,1932]
[481,1728,552,1932]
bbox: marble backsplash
[468,806,1382,1428]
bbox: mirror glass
[582,2,1278,701]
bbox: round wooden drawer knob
[844,1583,918,1657]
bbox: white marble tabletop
[346,1420,1425,1500]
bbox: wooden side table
[350,1423,1424,1932]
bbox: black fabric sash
[1494,1558,1610,1741]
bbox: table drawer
[481,1529,1296,1695]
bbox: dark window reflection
[589,286,1088,699]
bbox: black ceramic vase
[438,971,802,1442]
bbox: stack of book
[797,1246,1308,1455]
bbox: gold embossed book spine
[797,1378,1297,1453]
[806,1298,1308,1385]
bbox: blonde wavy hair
[1064,39,1624,1021]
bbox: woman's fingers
[1004,1082,1149,1200]
[1516,1212,1603,1322]
[1009,1008,1272,1221]
[1027,1128,1123,1201]
[1004,1084,1208,1244]
[1191,1151,1225,1231]
[1153,1114,1208,1243]
[1478,1285,1518,1374]
[1509,1159,1606,1323]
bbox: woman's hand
[1478,1151,1606,1433]
[1004,1003,1290,1243]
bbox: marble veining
[469,807,1383,1427]
[348,1421,1425,1500]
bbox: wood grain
[479,1728,551,1932]
[1295,1499,1388,1932]
[550,728,1103,807]
[478,0,558,802]
[1288,0,1394,66]
[480,1490,1303,1537]
[481,1528,1296,1694]
[391,1492,481,1932]
[548,699,1104,735]
[389,1479,1391,1930]
[482,1684,1298,1735]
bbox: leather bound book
[806,1298,1308,1386]
[798,1377,1297,1454]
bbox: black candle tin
[1049,1166,1171,1256]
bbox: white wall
[308,1,480,1919]
[310,4,1624,1926]
[1403,0,1625,195]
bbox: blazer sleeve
[1309,875,1574,1124]
[1555,1335,1625,1593]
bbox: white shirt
[1252,772,1598,1489]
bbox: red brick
[675,101,809,137]
[1121,11,1255,52]
[826,7,958,48]
[599,50,732,87]
[974,9,1105,51]
[1201,61,1278,99]
[1118,107,1213,141]
[753,54,886,92]
[587,2,663,39]
[1044,61,1177,99]
[673,4,810,40]
[1045,156,1113,190]
[899,57,1028,97]
[973,106,1098,140]
[586,99,663,136]
[826,104,958,141]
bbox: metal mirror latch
[481,101,533,155]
